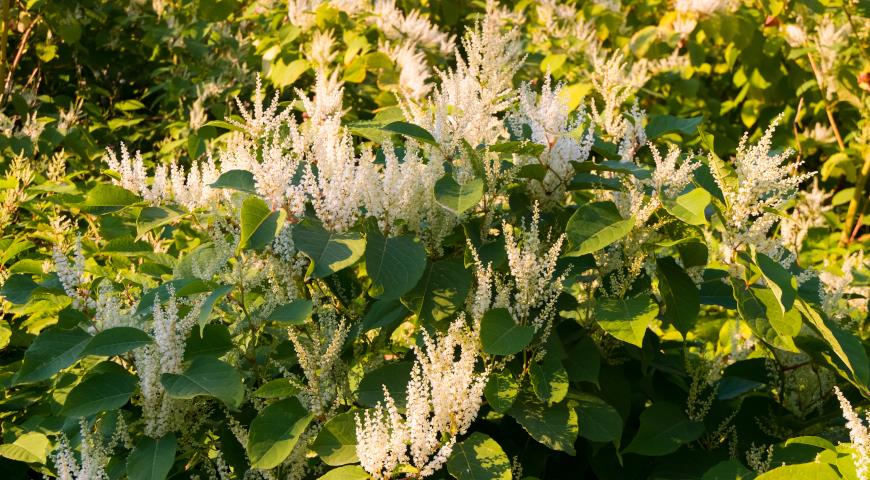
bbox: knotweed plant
[1,1,869,480]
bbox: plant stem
[0,0,8,91]
[841,147,870,244]
[805,52,846,151]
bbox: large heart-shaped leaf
[239,196,283,251]
[293,219,365,278]
[311,411,358,466]
[446,432,511,480]
[247,398,314,469]
[16,327,91,384]
[83,327,152,357]
[623,402,703,456]
[595,296,658,347]
[565,201,634,256]
[161,356,244,409]
[479,308,534,356]
[62,372,136,417]
[434,175,484,214]
[127,434,176,480]
[365,225,426,300]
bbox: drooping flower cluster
[834,386,870,480]
[355,317,488,479]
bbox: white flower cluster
[813,15,850,101]
[355,317,488,479]
[780,179,831,253]
[404,0,524,167]
[531,0,597,54]
[52,236,94,310]
[53,420,109,480]
[711,115,813,265]
[470,204,566,339]
[834,386,870,480]
[509,76,594,202]
[104,143,220,210]
[819,252,869,326]
[287,306,349,415]
[370,0,455,55]
[673,0,738,35]
[133,289,202,437]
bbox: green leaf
[540,53,567,74]
[382,121,437,145]
[311,411,358,466]
[266,299,314,325]
[623,402,703,456]
[434,175,484,214]
[479,308,534,356]
[254,379,301,399]
[318,465,369,480]
[82,184,140,214]
[293,220,365,278]
[484,371,519,413]
[656,257,699,338]
[530,353,569,403]
[185,324,234,359]
[137,205,187,237]
[83,327,152,357]
[509,390,578,455]
[796,299,870,388]
[785,436,836,451]
[754,251,796,313]
[16,327,91,384]
[127,434,176,480]
[197,0,239,21]
[565,201,634,256]
[247,398,314,469]
[755,463,840,480]
[488,141,546,156]
[401,258,471,324]
[0,274,39,304]
[210,169,257,194]
[365,225,427,300]
[702,460,754,480]
[662,187,711,225]
[161,356,244,409]
[733,281,798,351]
[62,372,136,417]
[646,115,703,139]
[446,432,512,480]
[358,362,413,408]
[198,285,233,333]
[269,58,310,89]
[239,196,283,251]
[573,393,623,443]
[114,99,145,112]
[595,296,659,347]
[0,432,51,464]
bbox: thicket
[1,1,869,479]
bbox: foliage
[1,0,870,479]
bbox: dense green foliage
[1,1,869,479]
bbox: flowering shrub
[1,1,870,479]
